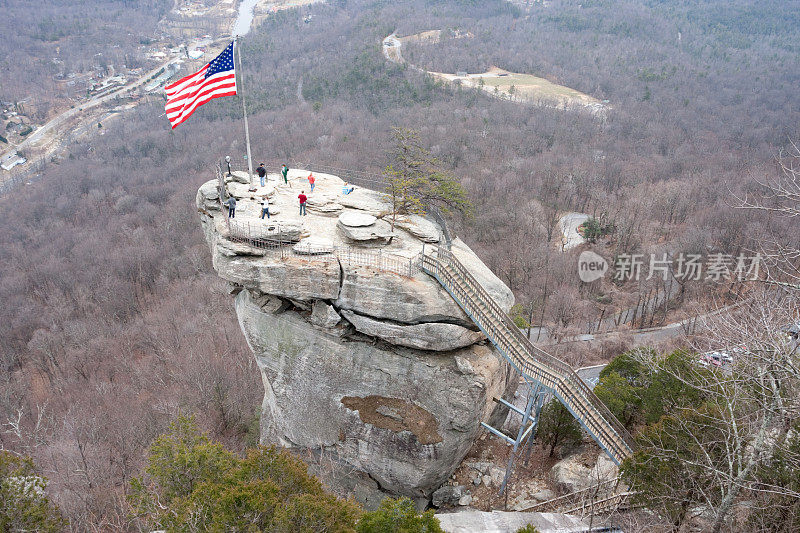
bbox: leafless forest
[1,0,799,529]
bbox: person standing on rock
[298,191,307,216]
[307,172,315,192]
[281,164,289,186]
[260,195,271,219]
[257,162,267,187]
[225,195,236,218]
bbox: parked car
[781,322,800,341]
[707,351,733,364]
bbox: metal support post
[499,385,538,496]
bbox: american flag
[164,41,237,129]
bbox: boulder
[340,310,484,351]
[213,253,341,301]
[550,452,618,493]
[532,488,556,501]
[451,238,515,313]
[339,211,377,227]
[338,189,393,216]
[196,175,518,504]
[432,485,464,507]
[310,301,341,328]
[196,179,222,212]
[393,214,441,243]
[338,218,396,243]
[458,494,473,506]
[235,290,511,498]
[228,170,251,184]
[336,265,471,325]
[488,466,506,487]
[254,184,275,198]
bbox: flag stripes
[164,41,237,129]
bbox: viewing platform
[198,160,448,278]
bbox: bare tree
[625,288,799,532]
[734,141,800,291]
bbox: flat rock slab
[293,237,335,255]
[338,218,396,243]
[341,310,484,351]
[307,193,337,207]
[312,202,344,215]
[339,211,377,227]
[435,510,589,533]
[227,182,258,198]
[236,220,304,243]
[338,189,393,216]
[228,170,251,184]
[394,214,441,243]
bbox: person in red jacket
[298,191,308,216]
[307,172,315,192]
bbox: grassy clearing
[433,67,602,108]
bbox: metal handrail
[422,249,635,462]
[225,219,422,278]
[219,158,387,191]
[520,478,620,513]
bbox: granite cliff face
[196,168,515,506]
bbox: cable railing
[422,247,635,464]
[520,478,621,513]
[217,158,388,191]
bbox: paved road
[558,212,589,250]
[1,57,179,175]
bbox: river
[232,0,260,37]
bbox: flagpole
[234,37,255,189]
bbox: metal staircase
[421,248,634,465]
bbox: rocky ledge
[196,167,516,507]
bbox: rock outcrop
[550,451,619,493]
[196,169,516,506]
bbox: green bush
[129,415,361,532]
[0,451,65,532]
[357,497,443,533]
[537,400,583,457]
[579,216,615,243]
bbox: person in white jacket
[260,196,270,219]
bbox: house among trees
[1,151,26,171]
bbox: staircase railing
[421,248,634,465]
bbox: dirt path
[382,31,608,115]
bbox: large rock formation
[196,168,516,506]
